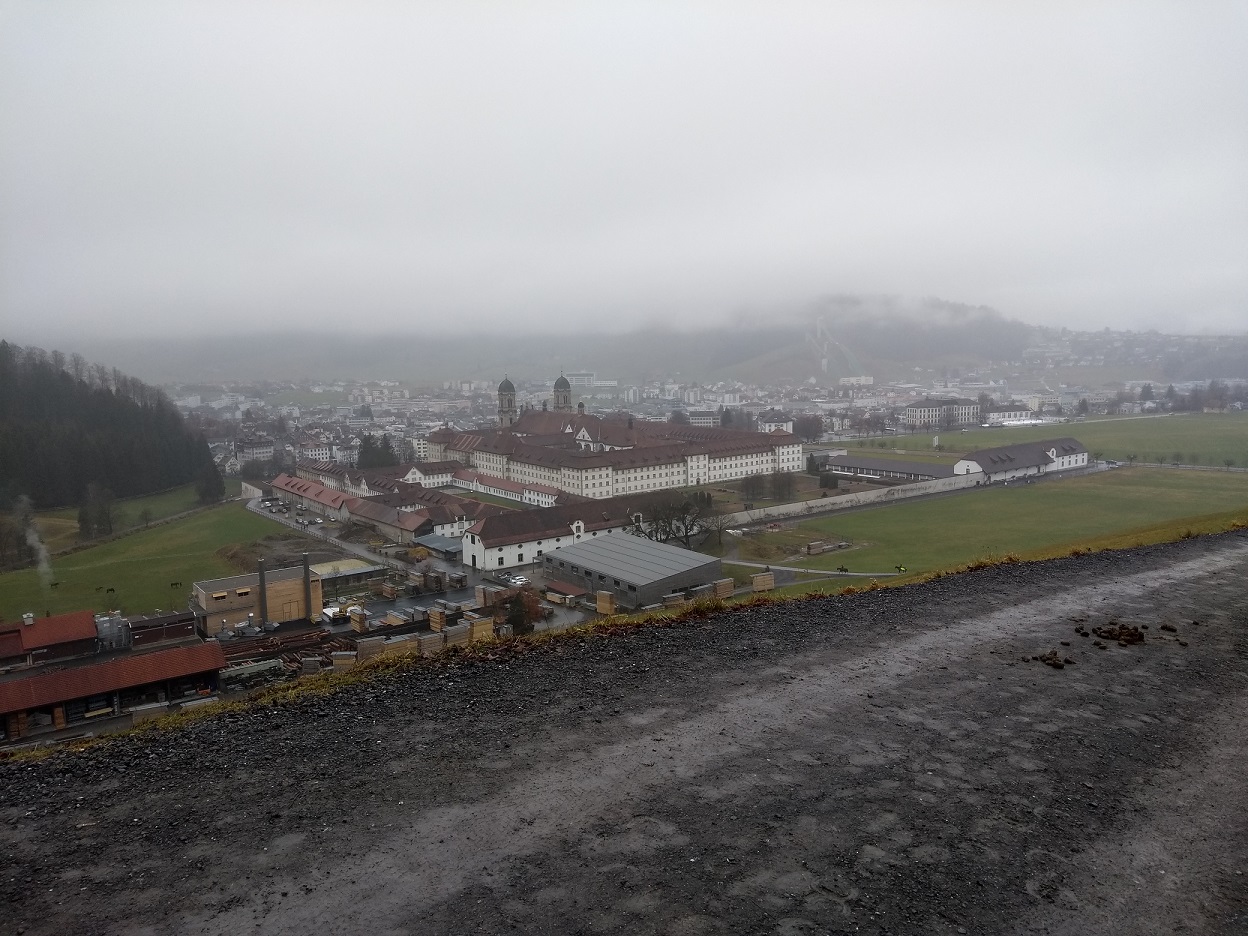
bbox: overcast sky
[2,2,1245,340]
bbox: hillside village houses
[184,359,1179,491]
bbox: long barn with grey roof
[955,437,1089,482]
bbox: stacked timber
[443,622,471,648]
[596,590,616,614]
[751,572,775,592]
[714,578,735,599]
[428,608,447,631]
[356,636,385,661]
[417,631,445,656]
[462,611,494,643]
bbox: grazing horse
[49,582,59,589]
[105,587,115,594]
[170,581,182,589]
[95,586,104,592]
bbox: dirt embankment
[2,533,1247,936]
[215,531,347,574]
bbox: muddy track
[2,533,1247,935]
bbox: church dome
[498,376,515,394]
[553,375,571,391]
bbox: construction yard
[1,531,1246,935]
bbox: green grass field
[812,414,1248,469]
[946,413,1248,467]
[721,468,1248,580]
[0,502,285,622]
[9,479,245,555]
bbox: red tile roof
[271,473,354,510]
[0,642,227,715]
[0,631,23,659]
[0,610,97,652]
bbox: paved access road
[2,533,1246,935]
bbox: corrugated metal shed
[547,536,717,587]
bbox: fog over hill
[6,296,1043,385]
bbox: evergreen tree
[196,463,226,504]
[357,434,399,469]
[0,340,213,507]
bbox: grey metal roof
[546,535,717,587]
[825,454,955,478]
[414,533,464,553]
[193,565,313,592]
[965,437,1087,470]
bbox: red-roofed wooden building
[0,610,99,668]
[0,642,227,742]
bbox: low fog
[2,2,1245,341]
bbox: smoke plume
[12,496,54,588]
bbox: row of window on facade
[547,557,639,592]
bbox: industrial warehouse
[541,535,723,609]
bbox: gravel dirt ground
[2,532,1247,936]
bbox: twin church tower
[497,374,573,427]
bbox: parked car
[510,575,531,587]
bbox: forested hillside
[0,341,213,508]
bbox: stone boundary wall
[721,473,984,526]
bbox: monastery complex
[424,377,804,500]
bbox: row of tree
[628,470,809,549]
[0,341,215,508]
